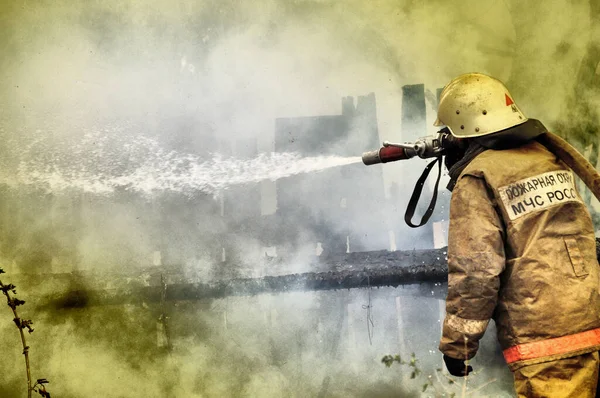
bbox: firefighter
[435,72,600,397]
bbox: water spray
[0,126,361,197]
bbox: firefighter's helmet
[434,73,527,138]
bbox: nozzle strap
[404,156,443,228]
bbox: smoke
[0,0,599,396]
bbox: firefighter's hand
[443,355,473,377]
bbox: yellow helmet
[434,73,527,138]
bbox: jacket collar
[474,119,548,150]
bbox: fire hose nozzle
[362,128,454,165]
[362,149,384,165]
[362,145,416,165]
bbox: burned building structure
[270,87,447,258]
[0,85,449,275]
[271,93,389,257]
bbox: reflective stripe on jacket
[503,328,600,364]
[439,140,600,370]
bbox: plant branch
[0,275,32,398]
[0,267,50,398]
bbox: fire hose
[362,125,600,227]
[536,132,600,203]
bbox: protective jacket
[439,139,600,370]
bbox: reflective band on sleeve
[503,328,600,364]
[446,313,489,335]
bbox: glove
[443,355,473,377]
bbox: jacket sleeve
[439,173,506,360]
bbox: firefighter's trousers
[512,351,600,398]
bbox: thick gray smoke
[0,0,599,397]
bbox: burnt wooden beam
[48,248,448,308]
[52,263,448,308]
[43,238,600,308]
